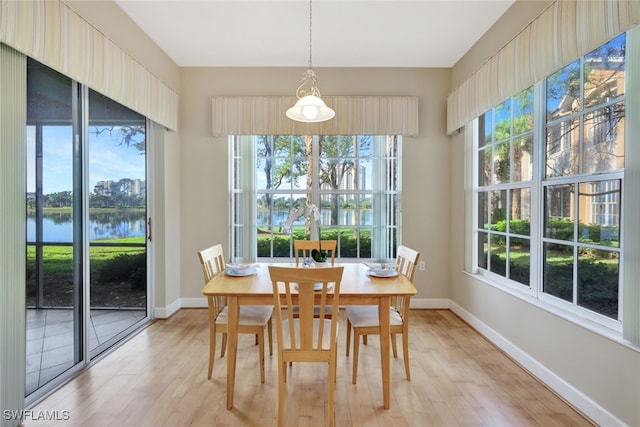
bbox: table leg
[379,296,391,409]
[226,296,239,410]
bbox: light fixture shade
[286,95,335,123]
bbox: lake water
[27,211,146,242]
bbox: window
[230,135,400,261]
[474,33,625,326]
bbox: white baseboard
[153,299,181,319]
[448,300,626,427]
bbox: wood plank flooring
[25,309,594,426]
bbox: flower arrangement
[282,203,328,263]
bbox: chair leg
[391,333,398,358]
[363,334,367,345]
[402,332,411,381]
[208,328,216,380]
[258,329,265,384]
[345,319,352,356]
[328,356,337,427]
[220,332,227,357]
[255,334,259,345]
[267,318,273,356]
[352,330,360,384]
[277,361,286,427]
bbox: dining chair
[197,244,273,382]
[292,239,338,322]
[268,265,344,427]
[293,239,337,266]
[345,245,420,384]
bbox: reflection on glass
[543,242,573,302]
[509,237,530,286]
[583,33,625,109]
[546,118,578,177]
[577,247,618,319]
[583,103,625,173]
[577,180,620,245]
[547,59,580,117]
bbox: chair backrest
[395,245,420,282]
[268,266,344,357]
[197,244,226,282]
[394,245,420,318]
[197,244,226,316]
[294,240,337,265]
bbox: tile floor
[26,308,146,395]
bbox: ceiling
[114,0,515,68]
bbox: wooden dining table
[201,262,417,410]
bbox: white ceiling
[114,0,515,68]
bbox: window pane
[509,188,530,236]
[578,180,621,245]
[544,184,574,241]
[490,190,507,226]
[489,234,506,277]
[543,243,573,303]
[494,99,512,141]
[513,88,534,133]
[478,147,490,186]
[513,134,533,182]
[478,192,488,230]
[577,248,619,319]
[547,59,581,116]
[478,231,488,270]
[492,141,510,184]
[583,103,625,173]
[546,118,578,178]
[583,33,626,109]
[480,110,493,147]
[509,237,530,286]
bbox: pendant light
[286,0,335,123]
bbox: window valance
[447,0,640,135]
[212,96,419,137]
[0,0,178,131]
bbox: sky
[26,125,146,194]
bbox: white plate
[225,263,256,270]
[367,268,398,278]
[225,268,257,276]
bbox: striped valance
[447,0,640,134]
[212,96,419,137]
[0,0,178,131]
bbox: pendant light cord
[308,0,313,70]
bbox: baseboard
[410,298,450,309]
[179,297,208,308]
[153,299,181,319]
[448,300,625,427]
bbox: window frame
[229,134,402,263]
[470,32,628,337]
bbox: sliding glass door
[26,59,149,401]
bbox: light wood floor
[26,309,594,427]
